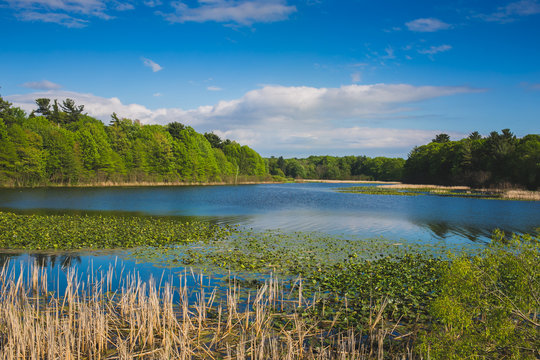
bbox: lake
[1,182,539,295]
[1,182,539,244]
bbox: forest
[0,96,267,186]
[1,96,538,189]
[267,155,405,181]
[403,131,540,190]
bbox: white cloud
[6,83,481,156]
[418,44,452,55]
[20,80,62,90]
[142,57,163,72]
[5,0,134,26]
[405,18,451,32]
[161,0,296,25]
[153,92,163,97]
[212,127,458,155]
[16,10,90,27]
[479,0,540,22]
[207,86,223,91]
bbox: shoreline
[296,179,401,184]
[0,180,280,189]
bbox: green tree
[432,133,451,143]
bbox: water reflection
[0,252,82,269]
[0,183,538,244]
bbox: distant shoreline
[0,180,279,189]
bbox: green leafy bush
[420,230,539,359]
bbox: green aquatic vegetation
[0,211,233,250]
[128,229,464,327]
[336,186,422,196]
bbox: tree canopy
[0,97,269,186]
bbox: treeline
[0,96,267,186]
[403,131,540,190]
[267,155,405,181]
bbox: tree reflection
[28,254,82,270]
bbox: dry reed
[0,262,411,359]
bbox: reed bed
[0,262,411,360]
[501,189,540,201]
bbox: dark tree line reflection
[0,253,81,270]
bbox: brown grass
[0,262,412,359]
[501,190,540,201]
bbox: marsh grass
[0,262,414,359]
[337,185,540,200]
[377,184,540,201]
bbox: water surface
[1,183,538,244]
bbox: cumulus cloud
[6,83,480,156]
[142,57,163,72]
[20,80,62,90]
[405,18,451,32]
[418,44,452,55]
[5,0,134,26]
[479,0,540,23]
[160,0,297,25]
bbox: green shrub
[419,230,539,359]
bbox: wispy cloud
[144,0,162,7]
[382,46,396,59]
[20,80,62,90]
[142,57,163,72]
[520,82,540,90]
[160,0,297,25]
[207,86,223,91]
[7,84,481,156]
[5,0,134,27]
[418,44,452,55]
[478,0,540,23]
[153,92,162,97]
[350,72,361,83]
[405,18,451,32]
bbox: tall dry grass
[0,262,413,359]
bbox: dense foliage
[267,155,405,181]
[404,130,540,190]
[0,96,267,186]
[420,231,539,359]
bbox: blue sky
[1,0,539,157]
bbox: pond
[0,182,538,299]
[1,182,538,243]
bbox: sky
[1,0,539,158]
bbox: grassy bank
[0,175,285,189]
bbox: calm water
[1,182,539,243]
[1,183,539,288]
